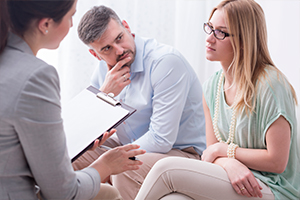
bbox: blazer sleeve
[13,63,101,200]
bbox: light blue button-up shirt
[91,35,206,155]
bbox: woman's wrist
[227,143,239,159]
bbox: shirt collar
[130,34,144,73]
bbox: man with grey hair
[73,5,206,200]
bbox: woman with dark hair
[0,0,145,199]
[0,0,9,54]
[135,0,299,200]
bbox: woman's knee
[93,184,123,200]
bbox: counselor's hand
[89,129,117,151]
[100,57,131,96]
[224,158,263,198]
[90,144,146,182]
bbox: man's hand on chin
[100,57,131,96]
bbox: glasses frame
[203,23,232,40]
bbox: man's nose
[114,44,124,55]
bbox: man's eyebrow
[115,32,123,40]
[100,32,123,52]
[100,45,109,52]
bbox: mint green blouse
[203,69,300,200]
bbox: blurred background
[37,0,300,123]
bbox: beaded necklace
[212,72,237,144]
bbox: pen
[100,145,138,160]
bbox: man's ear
[89,49,102,61]
[122,20,131,33]
[38,18,51,34]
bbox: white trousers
[135,157,275,200]
[93,184,123,200]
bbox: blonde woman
[134,0,300,199]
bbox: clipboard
[62,85,136,162]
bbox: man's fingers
[110,57,131,72]
[121,72,131,82]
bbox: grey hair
[77,5,122,45]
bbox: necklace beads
[212,72,237,144]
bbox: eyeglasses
[203,23,232,40]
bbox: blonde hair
[209,0,297,114]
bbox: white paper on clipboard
[61,86,135,162]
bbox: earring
[45,30,48,34]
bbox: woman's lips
[206,46,216,51]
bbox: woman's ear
[38,18,51,35]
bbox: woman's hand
[201,142,227,163]
[89,129,117,151]
[90,144,146,182]
[223,158,263,198]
